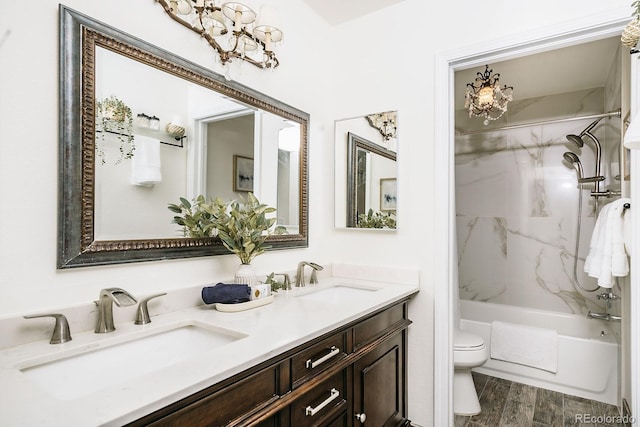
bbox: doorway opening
[433,15,634,426]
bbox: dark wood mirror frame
[58,5,308,268]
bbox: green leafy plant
[265,272,285,293]
[356,209,396,229]
[211,193,277,264]
[167,195,217,238]
[633,1,640,19]
[168,192,277,264]
[95,95,135,165]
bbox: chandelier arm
[227,51,266,68]
[202,32,233,64]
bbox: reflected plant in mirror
[95,95,135,165]
[357,209,396,229]
[334,112,398,230]
[57,6,308,268]
[167,195,217,238]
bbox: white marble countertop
[0,266,419,427]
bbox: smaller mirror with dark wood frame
[58,5,308,268]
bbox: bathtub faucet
[596,291,619,309]
[587,311,621,322]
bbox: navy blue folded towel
[202,283,251,304]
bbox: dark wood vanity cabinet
[127,298,413,427]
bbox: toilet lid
[454,329,484,350]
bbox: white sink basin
[20,323,246,400]
[294,284,380,304]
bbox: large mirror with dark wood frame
[58,5,308,268]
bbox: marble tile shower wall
[455,118,621,315]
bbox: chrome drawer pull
[306,346,340,369]
[305,388,340,416]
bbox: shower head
[566,134,584,147]
[563,152,584,180]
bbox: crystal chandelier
[157,1,283,69]
[464,65,513,125]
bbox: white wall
[0,1,632,426]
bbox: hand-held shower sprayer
[563,151,604,184]
[562,152,583,180]
[562,151,599,292]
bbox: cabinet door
[353,333,406,427]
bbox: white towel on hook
[611,198,631,276]
[584,198,631,287]
[583,203,610,282]
[131,135,162,187]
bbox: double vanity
[0,264,419,426]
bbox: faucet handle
[24,313,72,344]
[134,293,167,325]
[274,273,292,290]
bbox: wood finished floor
[454,372,623,427]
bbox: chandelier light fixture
[157,0,283,70]
[464,65,514,125]
[365,111,397,142]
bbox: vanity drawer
[291,331,348,388]
[353,302,405,349]
[290,370,348,427]
[141,362,286,427]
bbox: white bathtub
[460,300,619,405]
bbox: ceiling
[454,37,622,111]
[301,0,405,25]
[299,2,622,113]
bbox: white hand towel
[597,204,616,288]
[131,135,162,187]
[490,321,558,373]
[611,198,631,277]
[584,203,610,278]
[584,199,631,287]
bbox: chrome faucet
[295,262,324,287]
[95,288,137,333]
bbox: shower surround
[455,115,621,316]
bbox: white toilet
[453,328,489,415]
[452,255,489,415]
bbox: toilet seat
[454,329,485,351]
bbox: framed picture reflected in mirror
[234,155,254,192]
[380,178,397,211]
